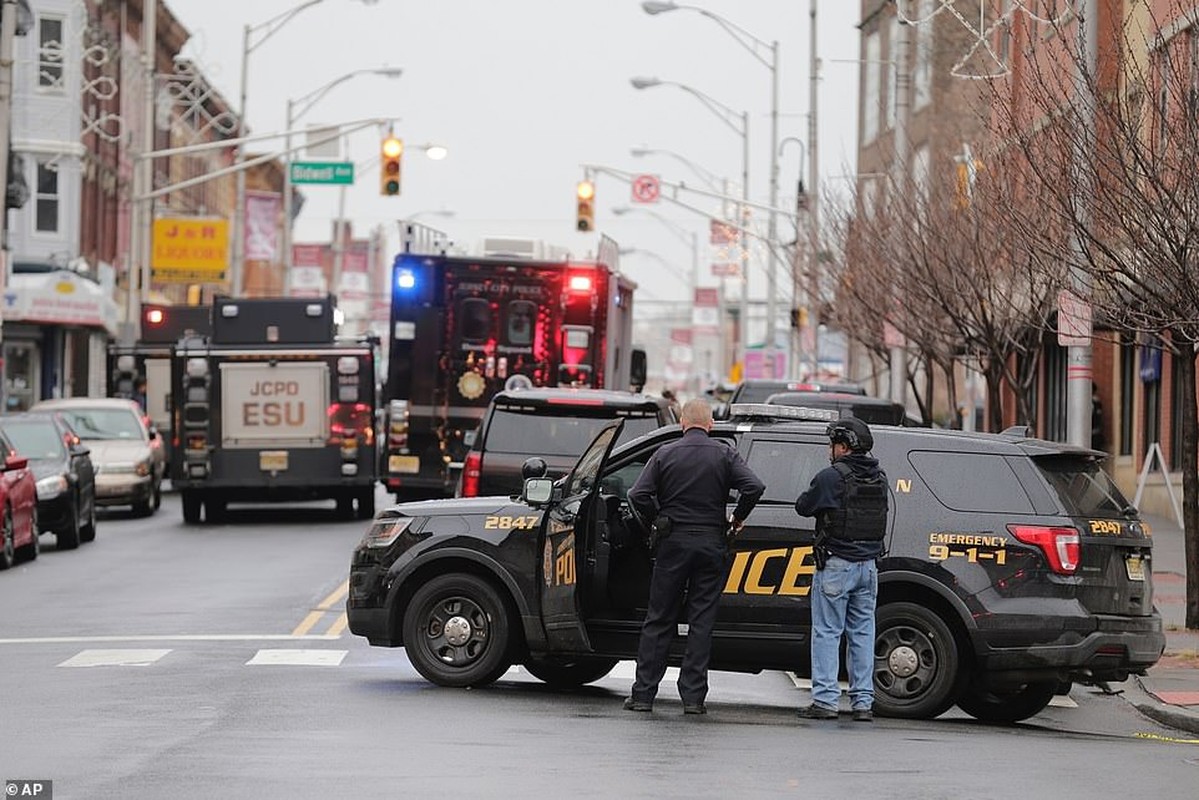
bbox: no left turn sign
[632,174,660,204]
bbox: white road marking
[58,649,172,667]
[246,649,347,667]
[0,634,342,645]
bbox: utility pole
[806,0,820,380]
[889,9,911,406]
[0,0,18,409]
[764,41,781,379]
[1067,0,1097,447]
[124,0,156,344]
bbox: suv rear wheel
[956,679,1058,723]
[873,602,963,719]
[402,573,513,688]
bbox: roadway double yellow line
[291,580,349,637]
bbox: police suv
[347,405,1164,722]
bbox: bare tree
[989,1,1199,627]
[827,155,1065,431]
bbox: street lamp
[641,0,781,378]
[232,0,381,297]
[630,75,751,373]
[282,67,403,278]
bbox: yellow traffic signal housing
[381,135,403,196]
[576,180,595,231]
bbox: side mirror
[4,455,28,471]
[147,427,159,441]
[522,477,554,506]
[630,347,647,391]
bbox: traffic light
[380,135,403,196]
[576,180,595,232]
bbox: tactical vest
[817,461,888,542]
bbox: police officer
[623,398,765,715]
[794,417,888,722]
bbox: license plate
[389,455,421,474]
[260,451,289,472]
[1124,554,1145,581]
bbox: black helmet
[826,417,873,453]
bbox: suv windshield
[1036,455,1132,517]
[484,409,663,456]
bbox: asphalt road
[2,492,1198,800]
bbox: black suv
[348,405,1163,722]
[456,388,677,497]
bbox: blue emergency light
[396,270,416,290]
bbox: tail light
[1008,525,1081,575]
[329,403,373,449]
[388,400,410,450]
[462,451,482,497]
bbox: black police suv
[347,404,1163,722]
[456,388,677,498]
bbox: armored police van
[347,405,1164,723]
[170,296,378,524]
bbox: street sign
[711,262,740,277]
[710,219,739,244]
[290,161,354,185]
[1057,289,1092,346]
[631,173,660,203]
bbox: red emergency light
[145,308,165,325]
[568,274,593,293]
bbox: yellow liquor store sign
[151,217,229,284]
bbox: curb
[1125,676,1199,736]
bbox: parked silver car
[30,398,165,517]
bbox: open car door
[539,418,625,652]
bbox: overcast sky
[169,0,862,307]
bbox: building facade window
[37,15,64,91]
[1169,350,1186,470]
[863,31,881,143]
[885,17,898,130]
[913,0,933,110]
[35,161,59,233]
[1043,340,1067,442]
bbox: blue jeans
[810,556,878,711]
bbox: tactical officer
[623,398,765,715]
[794,417,888,722]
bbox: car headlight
[135,459,152,477]
[36,475,68,500]
[359,517,413,549]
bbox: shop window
[4,341,40,412]
[37,15,64,91]
[1042,341,1067,442]
[1119,334,1136,456]
[1170,351,1186,471]
[35,161,59,233]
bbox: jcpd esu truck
[381,234,645,499]
[170,296,378,524]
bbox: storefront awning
[2,270,120,337]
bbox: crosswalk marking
[58,649,172,667]
[246,649,347,667]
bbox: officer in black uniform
[795,417,888,722]
[623,398,765,715]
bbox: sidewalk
[1123,512,1199,734]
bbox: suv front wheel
[402,574,514,688]
[873,602,963,719]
